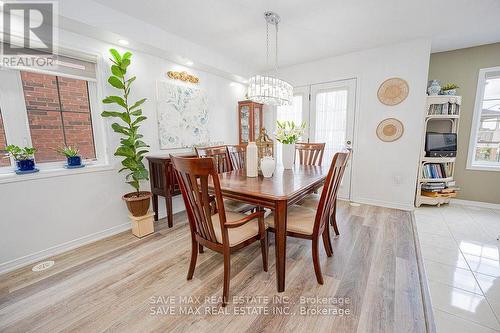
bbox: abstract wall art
[156,81,210,149]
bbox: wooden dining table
[208,165,328,292]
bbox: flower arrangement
[275,120,306,144]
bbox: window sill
[0,163,115,184]
[466,164,500,172]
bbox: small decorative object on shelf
[441,83,459,96]
[255,127,273,170]
[246,142,258,177]
[415,95,461,207]
[427,80,441,96]
[275,120,306,169]
[55,146,84,168]
[260,156,276,178]
[101,48,152,220]
[4,145,39,174]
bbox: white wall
[0,27,246,273]
[274,39,432,210]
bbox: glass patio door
[275,79,356,199]
[309,79,356,199]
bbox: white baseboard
[450,199,500,210]
[0,222,131,275]
[351,197,415,211]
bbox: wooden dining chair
[295,142,326,166]
[195,145,233,173]
[171,156,268,306]
[299,150,351,236]
[196,145,254,214]
[266,151,350,284]
[227,145,246,170]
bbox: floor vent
[349,202,361,207]
[32,260,55,272]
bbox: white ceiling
[92,0,500,72]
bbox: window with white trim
[0,52,105,174]
[468,67,500,171]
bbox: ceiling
[92,0,500,72]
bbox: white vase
[281,143,295,169]
[260,156,275,178]
[246,142,258,177]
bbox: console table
[146,153,194,227]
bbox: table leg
[274,200,287,292]
[152,194,159,221]
[166,194,173,228]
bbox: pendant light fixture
[247,11,293,106]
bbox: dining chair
[227,144,246,170]
[195,145,233,173]
[299,150,351,236]
[266,151,350,284]
[171,155,268,306]
[295,142,326,166]
[196,145,254,214]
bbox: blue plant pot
[17,159,35,171]
[67,156,82,166]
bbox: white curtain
[314,89,348,166]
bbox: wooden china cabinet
[238,100,264,144]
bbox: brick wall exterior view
[21,71,96,163]
[0,112,10,167]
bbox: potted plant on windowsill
[101,48,151,217]
[275,120,306,169]
[55,146,84,168]
[5,145,38,174]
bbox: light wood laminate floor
[0,202,430,333]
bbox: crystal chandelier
[247,12,293,106]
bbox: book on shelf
[422,163,452,179]
[427,102,460,116]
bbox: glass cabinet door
[253,106,261,141]
[240,105,250,143]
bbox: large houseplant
[275,120,306,169]
[101,49,151,217]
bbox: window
[276,95,303,164]
[21,72,96,162]
[468,67,500,171]
[0,52,105,175]
[0,109,10,167]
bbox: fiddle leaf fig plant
[101,49,149,194]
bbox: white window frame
[467,66,500,172]
[0,49,111,183]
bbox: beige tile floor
[415,203,500,333]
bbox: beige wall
[429,43,500,204]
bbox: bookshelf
[415,95,461,207]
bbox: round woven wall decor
[376,118,404,142]
[377,78,409,106]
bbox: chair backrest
[227,145,246,170]
[195,145,233,174]
[313,151,351,235]
[295,142,326,166]
[171,156,227,245]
